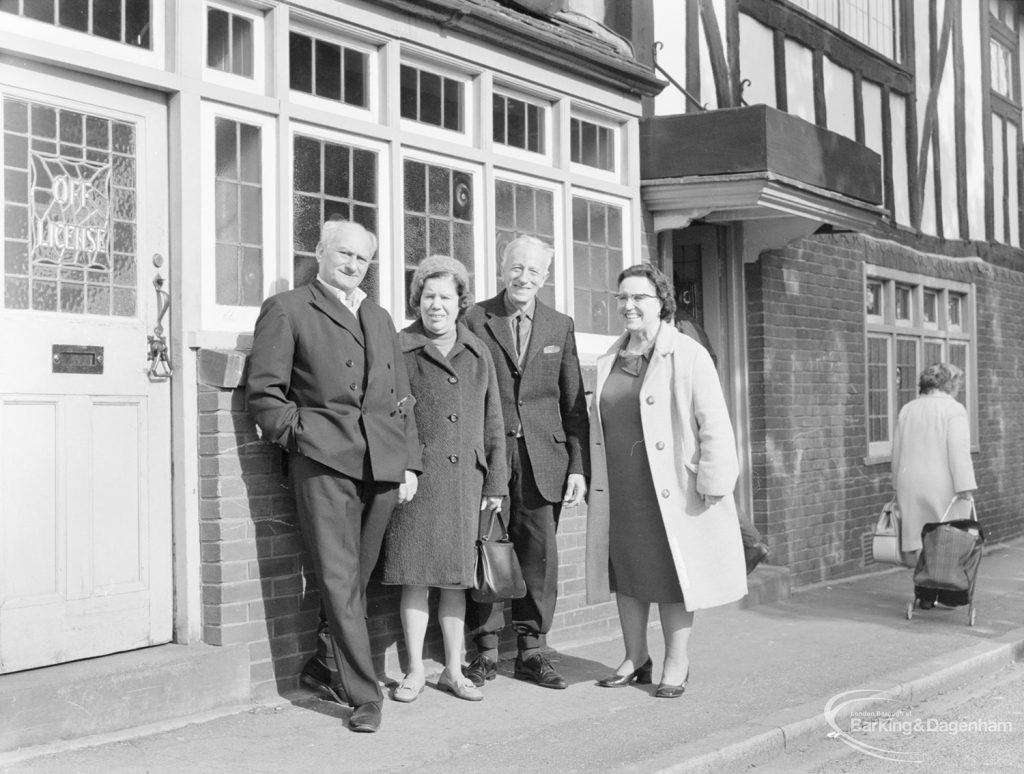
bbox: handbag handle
[479,507,510,541]
[939,496,978,523]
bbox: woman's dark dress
[599,354,685,604]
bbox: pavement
[3,540,1024,774]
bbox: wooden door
[0,65,172,673]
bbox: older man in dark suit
[463,235,590,690]
[246,220,420,733]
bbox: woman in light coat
[586,263,747,698]
[892,363,976,605]
[381,256,507,702]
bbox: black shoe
[462,654,498,688]
[597,657,653,687]
[514,652,567,689]
[300,657,347,704]
[655,670,689,699]
[745,542,770,575]
[918,597,935,610]
[349,701,382,733]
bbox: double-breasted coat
[585,324,748,611]
[892,392,977,552]
[381,321,508,587]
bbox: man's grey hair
[501,234,553,270]
[319,219,378,258]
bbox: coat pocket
[552,429,566,444]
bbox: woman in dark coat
[381,256,507,703]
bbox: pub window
[214,118,262,306]
[570,117,615,172]
[493,93,546,154]
[785,0,900,61]
[864,268,975,458]
[990,38,1015,100]
[292,133,380,299]
[400,64,464,132]
[402,158,475,312]
[0,0,151,48]
[289,31,369,108]
[572,194,623,335]
[207,4,255,79]
[494,177,557,307]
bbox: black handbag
[471,507,527,603]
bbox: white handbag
[871,498,902,564]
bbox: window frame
[567,108,623,186]
[203,0,265,93]
[397,54,476,145]
[200,102,277,332]
[0,0,165,69]
[287,123,391,301]
[568,185,631,349]
[287,19,381,123]
[397,147,485,324]
[863,264,976,462]
[491,84,554,166]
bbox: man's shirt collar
[317,277,366,311]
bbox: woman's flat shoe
[655,670,689,699]
[392,675,425,703]
[597,657,653,687]
[437,670,483,701]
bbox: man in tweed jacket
[463,235,590,690]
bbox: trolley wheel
[906,600,914,620]
[969,606,976,627]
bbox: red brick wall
[197,378,616,699]
[746,232,1024,586]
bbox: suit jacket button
[449,454,459,463]
[346,360,354,367]
[655,441,665,450]
[448,376,458,384]
[518,400,524,406]
[449,414,458,422]
[350,383,358,390]
[646,396,655,405]
[661,489,670,498]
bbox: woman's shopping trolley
[905,498,984,626]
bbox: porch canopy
[640,105,885,240]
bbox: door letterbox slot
[52,345,104,374]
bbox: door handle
[147,272,172,378]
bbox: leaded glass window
[3,97,136,316]
[292,134,378,298]
[403,159,473,310]
[0,0,151,49]
[495,179,554,307]
[572,195,622,335]
[214,117,262,306]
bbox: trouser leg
[290,455,396,707]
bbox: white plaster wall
[891,92,911,227]
[862,80,883,155]
[914,0,934,235]
[739,13,775,107]
[963,0,986,241]
[823,57,855,141]
[992,114,1005,241]
[652,0,689,115]
[937,39,960,240]
[784,38,815,123]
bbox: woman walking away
[586,262,747,698]
[892,363,976,607]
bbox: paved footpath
[3,541,1023,774]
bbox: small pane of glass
[948,294,963,327]
[896,338,918,410]
[289,33,313,93]
[922,289,937,323]
[894,284,911,321]
[865,280,883,316]
[231,14,254,78]
[315,39,342,100]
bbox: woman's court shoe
[597,657,653,687]
[438,670,484,701]
[655,670,690,699]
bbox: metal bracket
[147,272,172,378]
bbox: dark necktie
[514,313,524,359]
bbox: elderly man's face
[317,223,374,294]
[501,242,550,308]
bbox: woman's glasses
[612,293,659,305]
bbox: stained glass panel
[3,97,136,316]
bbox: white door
[0,65,172,673]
